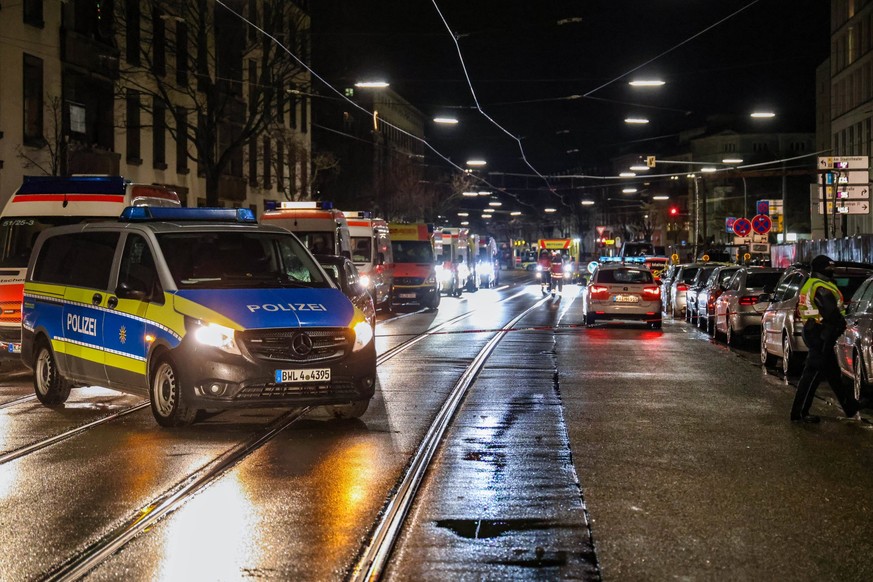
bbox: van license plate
[399,293,416,299]
[275,368,331,383]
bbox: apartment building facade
[0,0,311,215]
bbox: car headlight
[536,265,543,272]
[426,275,436,285]
[563,264,572,273]
[192,322,241,355]
[352,319,374,352]
[359,274,372,288]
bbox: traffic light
[669,206,679,216]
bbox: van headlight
[563,264,572,274]
[352,319,374,352]
[359,274,372,288]
[192,321,241,355]
[425,274,436,285]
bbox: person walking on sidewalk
[791,255,862,423]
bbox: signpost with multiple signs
[817,157,870,237]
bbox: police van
[21,207,376,427]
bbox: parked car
[713,267,782,346]
[836,275,873,400]
[660,264,679,314]
[582,263,662,329]
[697,265,742,334]
[669,263,713,318]
[685,264,721,324]
[315,254,377,328]
[760,261,873,376]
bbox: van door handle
[107,296,118,309]
[92,293,102,305]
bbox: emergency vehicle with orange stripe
[0,176,180,359]
[387,223,440,311]
[260,201,352,258]
[342,211,394,308]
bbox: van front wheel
[150,354,197,427]
[33,339,71,407]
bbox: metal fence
[772,235,873,268]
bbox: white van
[343,211,394,307]
[261,201,351,258]
[0,175,179,359]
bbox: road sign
[725,217,736,233]
[752,233,768,243]
[826,170,869,185]
[765,198,783,214]
[750,242,770,254]
[732,217,752,237]
[819,185,870,200]
[756,200,769,215]
[646,155,656,168]
[751,214,772,234]
[818,200,872,215]
[818,156,869,170]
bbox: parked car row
[665,259,873,400]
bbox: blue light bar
[17,175,127,195]
[119,206,257,223]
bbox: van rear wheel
[150,354,197,427]
[33,339,71,407]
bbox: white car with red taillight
[713,267,782,347]
[583,263,662,329]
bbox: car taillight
[739,295,757,306]
[676,283,688,292]
[642,286,660,299]
[589,285,610,300]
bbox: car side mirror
[116,278,149,302]
[757,293,771,304]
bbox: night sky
[311,0,830,178]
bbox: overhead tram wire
[212,0,537,211]
[429,0,571,208]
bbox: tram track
[32,285,538,580]
[350,297,549,581]
[2,289,533,470]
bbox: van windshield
[295,231,335,255]
[0,216,93,268]
[157,232,330,289]
[351,237,372,263]
[392,240,433,263]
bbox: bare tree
[16,95,64,175]
[117,0,311,205]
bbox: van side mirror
[116,278,149,301]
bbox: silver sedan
[836,275,873,400]
[714,267,782,347]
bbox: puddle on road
[435,518,557,539]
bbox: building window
[249,137,258,187]
[263,137,272,189]
[752,142,768,153]
[23,0,44,27]
[176,21,189,85]
[152,8,166,76]
[23,54,44,147]
[176,106,189,173]
[277,141,285,191]
[126,0,141,65]
[153,100,167,169]
[126,90,142,163]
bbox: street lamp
[433,117,459,125]
[629,79,665,87]
[624,117,649,124]
[581,200,595,206]
[466,160,487,167]
[355,81,389,88]
[750,111,775,118]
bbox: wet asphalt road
[1,272,873,580]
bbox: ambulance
[387,223,440,311]
[0,175,180,360]
[477,236,500,287]
[21,207,376,426]
[436,227,474,295]
[261,201,351,258]
[341,211,394,308]
[538,238,581,283]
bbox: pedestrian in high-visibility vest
[790,255,864,423]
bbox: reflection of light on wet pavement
[0,415,17,499]
[156,475,259,582]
